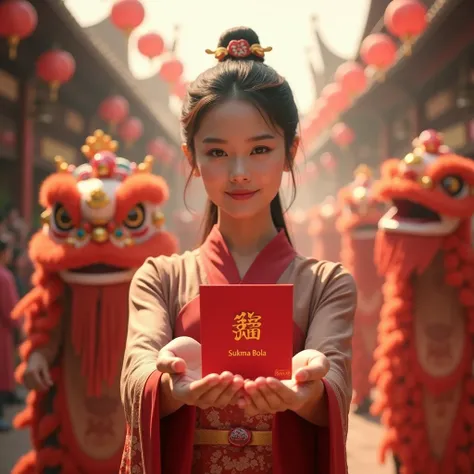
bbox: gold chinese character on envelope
[232,311,262,341]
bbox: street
[0,404,395,474]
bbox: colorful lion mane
[12,130,178,474]
[370,130,474,474]
[336,164,385,412]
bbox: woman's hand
[156,336,245,409]
[23,352,53,391]
[239,349,329,417]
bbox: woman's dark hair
[181,26,299,245]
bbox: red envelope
[200,284,293,380]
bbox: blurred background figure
[0,238,20,432]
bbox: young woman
[120,26,356,474]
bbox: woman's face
[189,100,295,221]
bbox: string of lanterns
[0,0,182,169]
[110,0,185,89]
[0,0,76,99]
[300,0,429,176]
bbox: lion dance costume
[337,165,385,414]
[370,129,474,473]
[12,130,178,474]
[308,195,341,262]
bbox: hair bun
[209,26,270,63]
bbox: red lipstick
[226,190,259,201]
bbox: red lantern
[0,0,37,60]
[331,123,355,148]
[171,80,189,100]
[335,61,367,97]
[110,0,145,36]
[159,58,184,83]
[98,95,129,131]
[36,49,76,101]
[360,33,397,79]
[321,83,349,115]
[118,116,143,147]
[138,33,165,60]
[384,0,427,55]
[146,138,172,165]
[320,152,337,173]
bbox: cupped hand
[156,336,245,409]
[23,352,53,391]
[239,349,329,417]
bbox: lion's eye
[54,205,73,231]
[124,204,145,229]
[440,175,465,198]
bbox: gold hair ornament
[205,39,272,62]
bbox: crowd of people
[0,205,34,431]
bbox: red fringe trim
[371,222,474,472]
[11,451,37,474]
[11,272,80,473]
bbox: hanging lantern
[159,58,184,83]
[335,61,367,98]
[384,0,427,55]
[146,138,173,166]
[320,152,337,173]
[118,116,143,148]
[331,122,355,148]
[138,32,165,60]
[321,83,349,116]
[110,0,145,36]
[360,33,397,81]
[171,80,189,100]
[98,95,129,132]
[0,0,37,60]
[36,49,76,101]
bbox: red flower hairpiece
[205,39,273,62]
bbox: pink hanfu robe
[120,226,356,474]
[0,265,19,393]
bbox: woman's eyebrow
[201,133,275,144]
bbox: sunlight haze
[65,0,371,115]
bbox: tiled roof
[46,0,181,145]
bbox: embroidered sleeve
[305,264,357,438]
[120,257,174,472]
